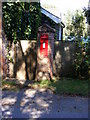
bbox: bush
[74,40,90,79]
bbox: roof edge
[41,7,65,27]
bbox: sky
[40,0,89,15]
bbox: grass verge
[2,78,89,96]
[2,81,21,91]
[32,78,89,96]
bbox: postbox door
[40,34,48,56]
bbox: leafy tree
[64,10,89,79]
[65,10,87,39]
[30,2,41,39]
[85,9,90,25]
[83,4,90,36]
[2,2,41,42]
[83,1,90,25]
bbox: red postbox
[40,34,48,56]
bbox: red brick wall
[2,32,10,79]
[0,18,1,36]
[7,40,77,80]
[0,17,1,38]
[0,2,9,79]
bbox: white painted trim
[59,26,61,40]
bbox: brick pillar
[37,24,55,81]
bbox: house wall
[61,27,63,40]
[54,24,59,40]
[7,40,77,80]
[41,14,62,40]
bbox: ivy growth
[2,2,41,42]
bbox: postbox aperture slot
[43,42,45,48]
